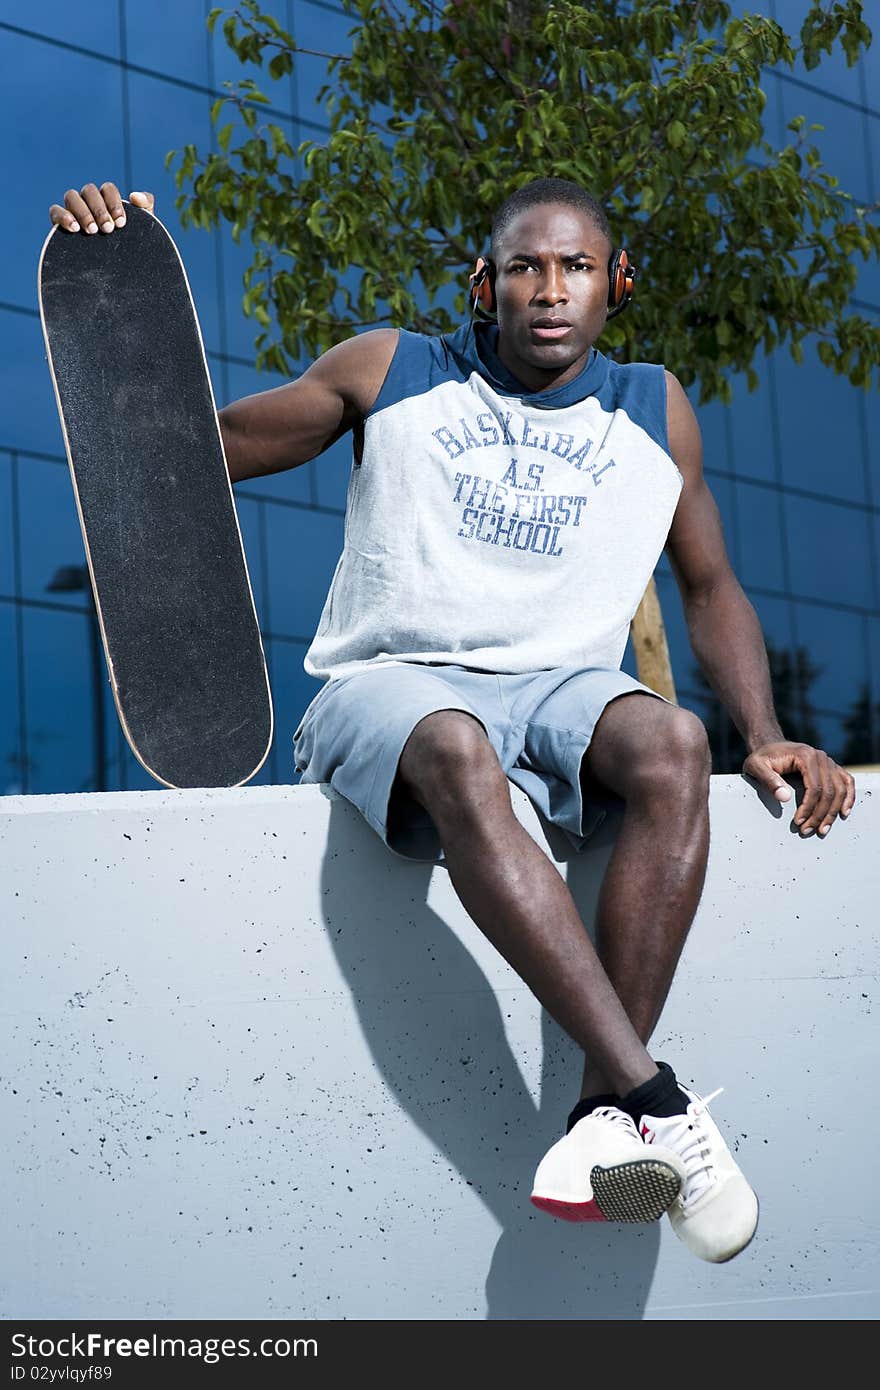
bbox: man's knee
[396,708,503,808]
[631,706,711,799]
[586,696,711,802]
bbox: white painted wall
[1,775,877,1320]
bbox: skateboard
[38,202,273,789]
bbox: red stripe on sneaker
[530,1195,608,1223]
[640,1122,655,1143]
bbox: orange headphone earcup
[469,256,497,316]
[607,248,635,317]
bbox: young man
[50,177,854,1263]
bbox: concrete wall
[1,775,878,1321]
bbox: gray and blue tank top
[303,322,683,680]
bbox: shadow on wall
[316,796,662,1321]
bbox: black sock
[618,1061,690,1124]
[566,1092,619,1134]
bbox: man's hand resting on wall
[743,742,855,837]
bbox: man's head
[489,178,612,267]
[483,178,615,393]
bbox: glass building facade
[1,0,877,795]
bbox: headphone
[468,248,636,321]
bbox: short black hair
[489,178,612,262]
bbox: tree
[168,0,878,403]
[840,682,880,764]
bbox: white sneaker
[531,1105,686,1223]
[640,1086,759,1262]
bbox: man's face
[492,202,612,392]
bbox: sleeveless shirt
[303,322,683,680]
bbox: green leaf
[667,120,686,149]
[268,51,292,81]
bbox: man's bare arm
[219,330,399,483]
[662,369,854,834]
[663,372,781,751]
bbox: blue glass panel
[2,34,125,309]
[214,223,307,363]
[0,602,23,794]
[861,33,880,110]
[812,711,848,762]
[692,390,731,475]
[221,360,314,504]
[292,0,357,131]
[705,470,740,573]
[315,434,353,510]
[785,493,872,607]
[1,314,71,456]
[264,503,343,639]
[725,356,778,482]
[773,342,867,504]
[791,599,868,715]
[855,224,880,309]
[778,82,870,204]
[126,71,222,350]
[291,49,335,126]
[234,467,315,508]
[867,603,880,699]
[733,478,787,592]
[16,455,89,608]
[0,453,14,598]
[232,494,268,624]
[8,0,120,55]
[123,0,210,87]
[772,1,869,104]
[22,605,94,793]
[747,590,796,654]
[262,634,318,782]
[296,0,354,44]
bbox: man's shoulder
[365,326,470,420]
[600,354,670,454]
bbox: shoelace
[657,1088,724,1205]
[591,1105,641,1145]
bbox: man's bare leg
[395,698,710,1102]
[394,709,661,1097]
[395,701,756,1257]
[576,694,711,1099]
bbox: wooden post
[630,575,677,703]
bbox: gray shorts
[293,662,671,865]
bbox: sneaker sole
[531,1158,682,1224]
